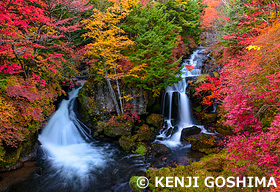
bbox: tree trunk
[114,66,124,114]
[104,64,121,116]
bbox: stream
[0,48,211,192]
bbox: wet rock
[151,144,170,157]
[78,81,115,117]
[180,126,201,141]
[35,167,43,175]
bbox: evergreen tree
[122,3,183,96]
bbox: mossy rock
[133,144,147,156]
[129,176,145,192]
[0,145,22,169]
[119,136,136,151]
[146,114,163,129]
[77,81,116,128]
[201,113,217,123]
[0,133,37,169]
[103,117,133,137]
[146,152,269,191]
[188,133,217,154]
[180,126,201,141]
[151,143,170,156]
[92,121,107,137]
[137,124,155,142]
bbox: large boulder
[103,116,133,137]
[78,81,149,129]
[150,143,170,157]
[180,126,201,141]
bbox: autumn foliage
[198,0,280,188]
[0,0,92,148]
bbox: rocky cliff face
[77,81,152,129]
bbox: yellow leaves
[119,94,133,101]
[246,45,262,51]
[82,1,135,80]
[175,0,190,5]
[128,63,148,79]
[0,97,16,123]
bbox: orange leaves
[0,75,58,147]
[185,64,194,71]
[201,0,221,29]
[195,76,221,106]
[0,97,16,124]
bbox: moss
[213,71,219,77]
[188,134,217,154]
[0,146,6,162]
[195,74,210,84]
[137,124,155,142]
[201,113,217,123]
[146,114,163,128]
[216,126,234,136]
[119,136,136,151]
[193,106,202,113]
[145,152,268,192]
[103,116,133,137]
[0,132,37,169]
[133,144,147,156]
[0,145,22,169]
[129,176,145,192]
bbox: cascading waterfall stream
[156,48,209,148]
[39,86,107,182]
[28,85,148,192]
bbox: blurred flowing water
[156,48,211,148]
[6,86,148,192]
[3,49,215,192]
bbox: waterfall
[156,48,208,148]
[12,84,148,192]
[39,86,106,181]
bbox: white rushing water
[156,49,209,148]
[39,86,106,180]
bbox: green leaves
[122,3,183,96]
